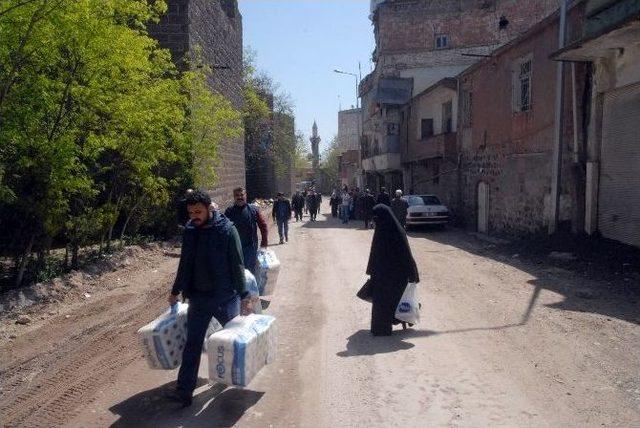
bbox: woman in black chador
[366,204,420,336]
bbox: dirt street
[1,205,639,427]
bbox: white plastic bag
[395,282,420,324]
[256,248,280,295]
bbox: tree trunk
[15,233,35,288]
[120,196,145,240]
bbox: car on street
[405,194,450,228]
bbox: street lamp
[333,69,359,109]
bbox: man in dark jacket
[390,190,409,228]
[167,190,251,407]
[362,189,376,229]
[307,189,319,221]
[376,187,391,206]
[224,187,268,274]
[292,191,305,221]
[272,192,292,244]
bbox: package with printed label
[245,268,262,314]
[138,303,189,370]
[206,314,277,386]
[256,249,280,296]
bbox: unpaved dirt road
[2,204,639,427]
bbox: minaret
[310,121,321,185]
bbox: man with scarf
[365,204,419,336]
[224,187,269,274]
[167,190,252,407]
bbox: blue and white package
[256,249,280,296]
[206,314,277,386]
[138,303,188,370]
[245,269,262,314]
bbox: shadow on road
[407,227,640,326]
[337,329,419,357]
[109,379,264,428]
[300,213,373,231]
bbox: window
[435,34,448,50]
[512,55,532,112]
[461,90,473,127]
[421,119,434,139]
[442,101,453,134]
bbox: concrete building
[553,0,640,248]
[149,0,244,207]
[361,0,562,194]
[337,108,363,188]
[455,4,588,235]
[401,78,458,209]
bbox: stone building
[455,4,588,235]
[553,0,640,248]
[148,0,245,207]
[360,0,562,194]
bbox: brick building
[455,4,588,235]
[149,0,245,207]
[360,0,562,194]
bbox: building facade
[455,4,587,235]
[149,0,245,207]
[361,0,562,195]
[554,0,640,248]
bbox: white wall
[413,87,458,137]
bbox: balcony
[405,132,457,162]
[362,153,402,172]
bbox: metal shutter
[598,82,640,248]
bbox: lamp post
[333,69,359,109]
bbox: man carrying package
[167,190,253,407]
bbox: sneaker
[279,238,284,244]
[164,388,192,408]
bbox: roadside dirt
[2,206,639,427]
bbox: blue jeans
[340,206,349,224]
[242,245,258,275]
[177,293,240,395]
[276,218,289,241]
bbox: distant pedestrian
[362,189,376,229]
[166,189,252,407]
[224,187,269,274]
[390,190,409,228]
[366,204,419,336]
[330,190,341,218]
[292,191,305,221]
[272,192,292,244]
[307,189,319,221]
[340,190,351,224]
[376,187,391,206]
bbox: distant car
[405,195,450,228]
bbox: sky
[239,0,375,152]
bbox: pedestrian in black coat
[376,187,391,206]
[366,204,419,336]
[362,189,376,229]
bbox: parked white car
[405,195,450,228]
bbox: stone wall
[149,0,245,208]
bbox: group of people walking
[329,186,410,229]
[291,189,322,222]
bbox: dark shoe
[279,238,284,244]
[164,388,192,408]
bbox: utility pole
[549,0,568,235]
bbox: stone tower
[310,121,321,185]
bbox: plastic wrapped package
[245,269,262,314]
[256,249,280,296]
[206,314,277,387]
[138,303,188,370]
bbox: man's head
[233,187,247,206]
[395,189,402,197]
[185,190,211,228]
[277,192,284,200]
[381,187,387,193]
